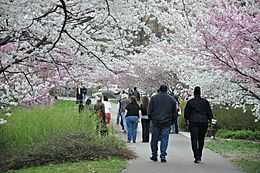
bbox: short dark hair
[134,87,137,90]
[86,99,91,105]
[159,84,167,92]
[194,86,201,96]
[103,95,108,101]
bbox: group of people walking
[117,85,213,164]
[76,84,213,164]
[117,88,150,143]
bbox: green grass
[0,100,135,172]
[234,159,260,173]
[216,129,260,140]
[109,99,118,104]
[0,100,96,154]
[7,158,126,173]
[206,139,260,173]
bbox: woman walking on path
[120,93,130,133]
[125,96,142,143]
[103,95,112,124]
[184,86,213,163]
[140,96,150,142]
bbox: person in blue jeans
[148,84,177,163]
[125,96,141,143]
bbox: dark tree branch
[0,35,12,46]
[64,30,122,74]
[33,5,60,21]
[49,0,67,51]
[238,84,260,101]
[181,0,192,27]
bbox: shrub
[212,105,259,131]
[102,91,117,99]
[178,100,260,131]
[0,133,136,172]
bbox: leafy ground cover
[205,139,260,173]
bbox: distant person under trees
[133,87,140,101]
[81,86,87,101]
[94,97,107,136]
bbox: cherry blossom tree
[0,0,146,108]
[195,1,260,101]
[1,0,259,120]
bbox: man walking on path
[148,84,177,163]
[184,86,213,163]
[133,87,141,101]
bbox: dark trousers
[141,119,150,142]
[174,119,179,133]
[189,122,208,160]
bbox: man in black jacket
[184,86,213,164]
[148,84,177,163]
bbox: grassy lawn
[7,158,126,173]
[205,139,260,173]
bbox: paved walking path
[108,100,244,173]
[59,97,244,173]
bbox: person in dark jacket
[148,84,177,163]
[140,96,150,142]
[81,86,87,101]
[133,87,141,101]
[184,86,213,164]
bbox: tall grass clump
[0,100,96,156]
[0,100,135,172]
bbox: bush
[0,133,135,172]
[179,100,187,131]
[213,105,260,131]
[178,100,260,131]
[102,91,117,99]
[216,129,260,140]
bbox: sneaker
[194,159,200,164]
[161,159,167,163]
[150,157,158,162]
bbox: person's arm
[108,102,112,110]
[171,99,177,124]
[184,101,190,125]
[206,101,213,124]
[138,110,142,119]
[125,104,129,116]
[148,97,154,119]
